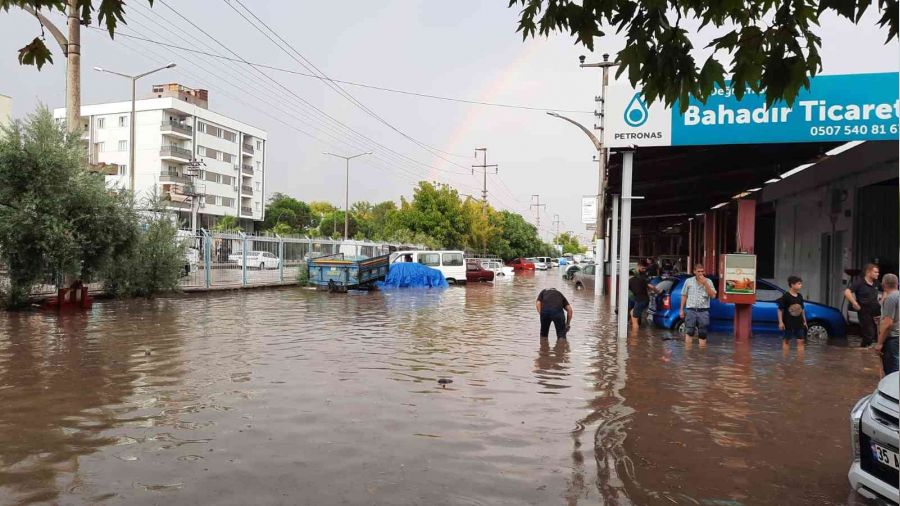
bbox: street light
[94,63,176,192]
[323,151,372,240]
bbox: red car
[506,257,535,271]
[466,261,495,282]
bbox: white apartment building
[54,84,267,229]
[0,94,11,128]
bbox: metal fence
[1,233,421,298]
[178,231,419,290]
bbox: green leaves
[511,0,898,109]
[17,37,52,69]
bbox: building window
[204,171,221,184]
[118,164,127,175]
[223,131,237,142]
[256,161,261,170]
[222,152,233,163]
[96,141,106,152]
[256,181,261,191]
[197,122,206,133]
[256,140,262,150]
[118,115,127,127]
[222,175,233,186]
[255,202,260,210]
[118,140,128,151]
[96,117,105,129]
[222,197,235,208]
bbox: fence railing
[1,233,423,299]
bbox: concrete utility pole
[324,151,371,241]
[579,53,616,243]
[472,148,498,216]
[184,158,206,233]
[94,63,176,192]
[21,1,81,132]
[552,214,562,252]
[530,194,546,231]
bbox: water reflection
[0,273,884,505]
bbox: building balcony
[240,206,253,216]
[160,145,193,162]
[242,143,254,154]
[241,164,254,175]
[160,120,193,138]
[241,185,253,195]
[159,170,191,185]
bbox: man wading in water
[536,288,573,339]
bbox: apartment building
[0,94,10,128]
[54,84,267,229]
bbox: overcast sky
[1,1,897,242]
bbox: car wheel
[674,319,686,335]
[806,321,830,344]
[575,282,584,290]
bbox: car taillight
[662,294,671,310]
[850,395,869,462]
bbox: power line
[223,0,473,167]
[87,27,593,115]
[472,148,499,216]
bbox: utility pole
[530,194,546,231]
[184,158,206,233]
[552,214,562,253]
[20,0,81,132]
[472,148,498,216]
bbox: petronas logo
[624,92,650,127]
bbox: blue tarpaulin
[377,262,449,289]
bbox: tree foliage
[213,215,241,233]
[262,192,313,234]
[554,232,586,255]
[4,0,154,69]
[510,0,898,109]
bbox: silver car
[572,263,597,290]
[848,371,899,503]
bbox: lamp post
[94,63,176,192]
[324,151,371,240]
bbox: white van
[391,250,466,284]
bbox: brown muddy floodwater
[0,272,885,505]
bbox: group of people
[534,261,900,376]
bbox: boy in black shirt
[778,275,808,344]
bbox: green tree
[263,193,313,234]
[554,232,587,255]
[213,215,241,233]
[354,200,398,241]
[488,210,548,260]
[0,107,138,307]
[510,0,897,109]
[391,182,471,249]
[317,211,357,239]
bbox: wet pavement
[0,271,885,505]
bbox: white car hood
[878,371,899,400]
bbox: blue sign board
[606,72,900,147]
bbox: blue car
[649,275,846,341]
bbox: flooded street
[0,272,884,505]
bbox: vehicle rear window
[655,280,674,293]
[442,253,463,266]
[419,253,440,266]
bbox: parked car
[466,261,495,282]
[649,275,846,340]
[391,250,466,284]
[229,251,281,269]
[507,257,535,271]
[848,372,899,503]
[537,256,553,268]
[572,263,598,290]
[528,257,549,270]
[563,264,582,280]
[480,260,514,277]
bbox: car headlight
[850,394,870,461]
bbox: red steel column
[703,211,717,274]
[734,199,756,340]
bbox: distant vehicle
[650,275,846,340]
[848,372,899,503]
[228,251,280,269]
[465,261,495,283]
[528,257,549,270]
[391,250,466,284]
[507,257,535,271]
[563,264,581,280]
[536,256,553,268]
[480,260,514,277]
[550,258,561,268]
[572,263,597,290]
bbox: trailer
[307,253,391,292]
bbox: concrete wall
[763,141,897,306]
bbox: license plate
[872,443,900,471]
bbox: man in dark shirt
[536,288,573,339]
[844,263,881,347]
[628,266,656,328]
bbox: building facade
[54,84,267,230]
[0,94,11,128]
